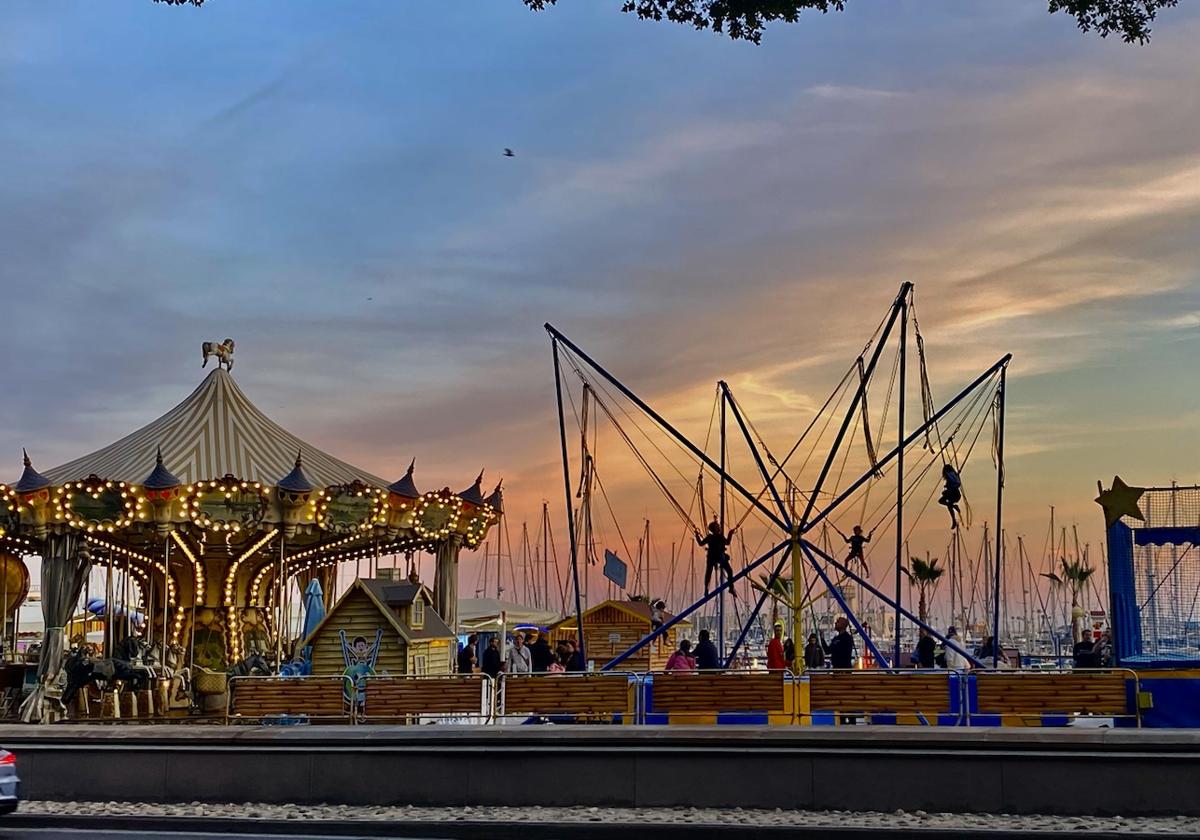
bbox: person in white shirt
[505,634,532,674]
[944,626,967,670]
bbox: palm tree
[1041,558,1096,643]
[901,556,944,625]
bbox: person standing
[916,627,936,669]
[457,634,478,674]
[766,624,787,671]
[1073,631,1098,669]
[804,633,825,669]
[944,627,966,670]
[824,617,855,669]
[480,637,502,679]
[564,639,585,672]
[693,629,720,670]
[505,633,532,674]
[529,632,554,673]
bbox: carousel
[0,342,501,720]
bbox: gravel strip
[15,801,1197,833]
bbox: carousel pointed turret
[1,349,500,718]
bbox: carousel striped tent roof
[41,369,388,488]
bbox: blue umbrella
[301,579,326,642]
[85,597,145,627]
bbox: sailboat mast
[982,522,991,631]
[645,518,652,599]
[541,501,551,611]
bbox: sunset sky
[3,1,1198,620]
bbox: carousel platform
[3,725,1199,816]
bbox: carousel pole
[275,535,286,668]
[147,564,155,650]
[1,557,9,656]
[104,552,113,658]
[163,539,172,658]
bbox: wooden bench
[972,671,1134,720]
[501,674,634,718]
[227,677,350,723]
[360,676,491,721]
[807,671,954,717]
[650,671,785,714]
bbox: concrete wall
[2,725,1197,816]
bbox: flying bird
[503,148,514,157]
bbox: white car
[0,750,18,814]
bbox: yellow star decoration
[1095,476,1146,529]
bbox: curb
[0,813,1145,838]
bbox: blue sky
[3,1,1199,605]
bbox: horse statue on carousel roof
[201,338,236,372]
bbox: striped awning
[41,369,388,489]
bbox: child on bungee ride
[835,524,874,574]
[939,464,963,529]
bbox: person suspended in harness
[938,464,963,529]
[835,525,874,574]
[696,517,737,596]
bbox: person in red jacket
[766,624,787,670]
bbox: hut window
[411,598,425,629]
[413,654,428,675]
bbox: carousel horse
[201,338,235,371]
[147,642,194,714]
[61,642,155,708]
[228,651,272,679]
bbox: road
[0,823,1147,840]
[1,831,427,840]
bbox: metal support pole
[725,287,913,665]
[275,535,285,668]
[802,538,984,667]
[604,539,790,670]
[993,367,1007,666]
[719,385,727,661]
[894,292,907,669]
[803,354,1013,535]
[799,282,911,527]
[791,530,803,673]
[104,555,113,659]
[723,353,1012,665]
[799,542,890,667]
[552,338,587,664]
[544,324,787,532]
[721,382,791,528]
[162,539,171,654]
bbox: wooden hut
[303,579,455,677]
[549,599,689,672]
